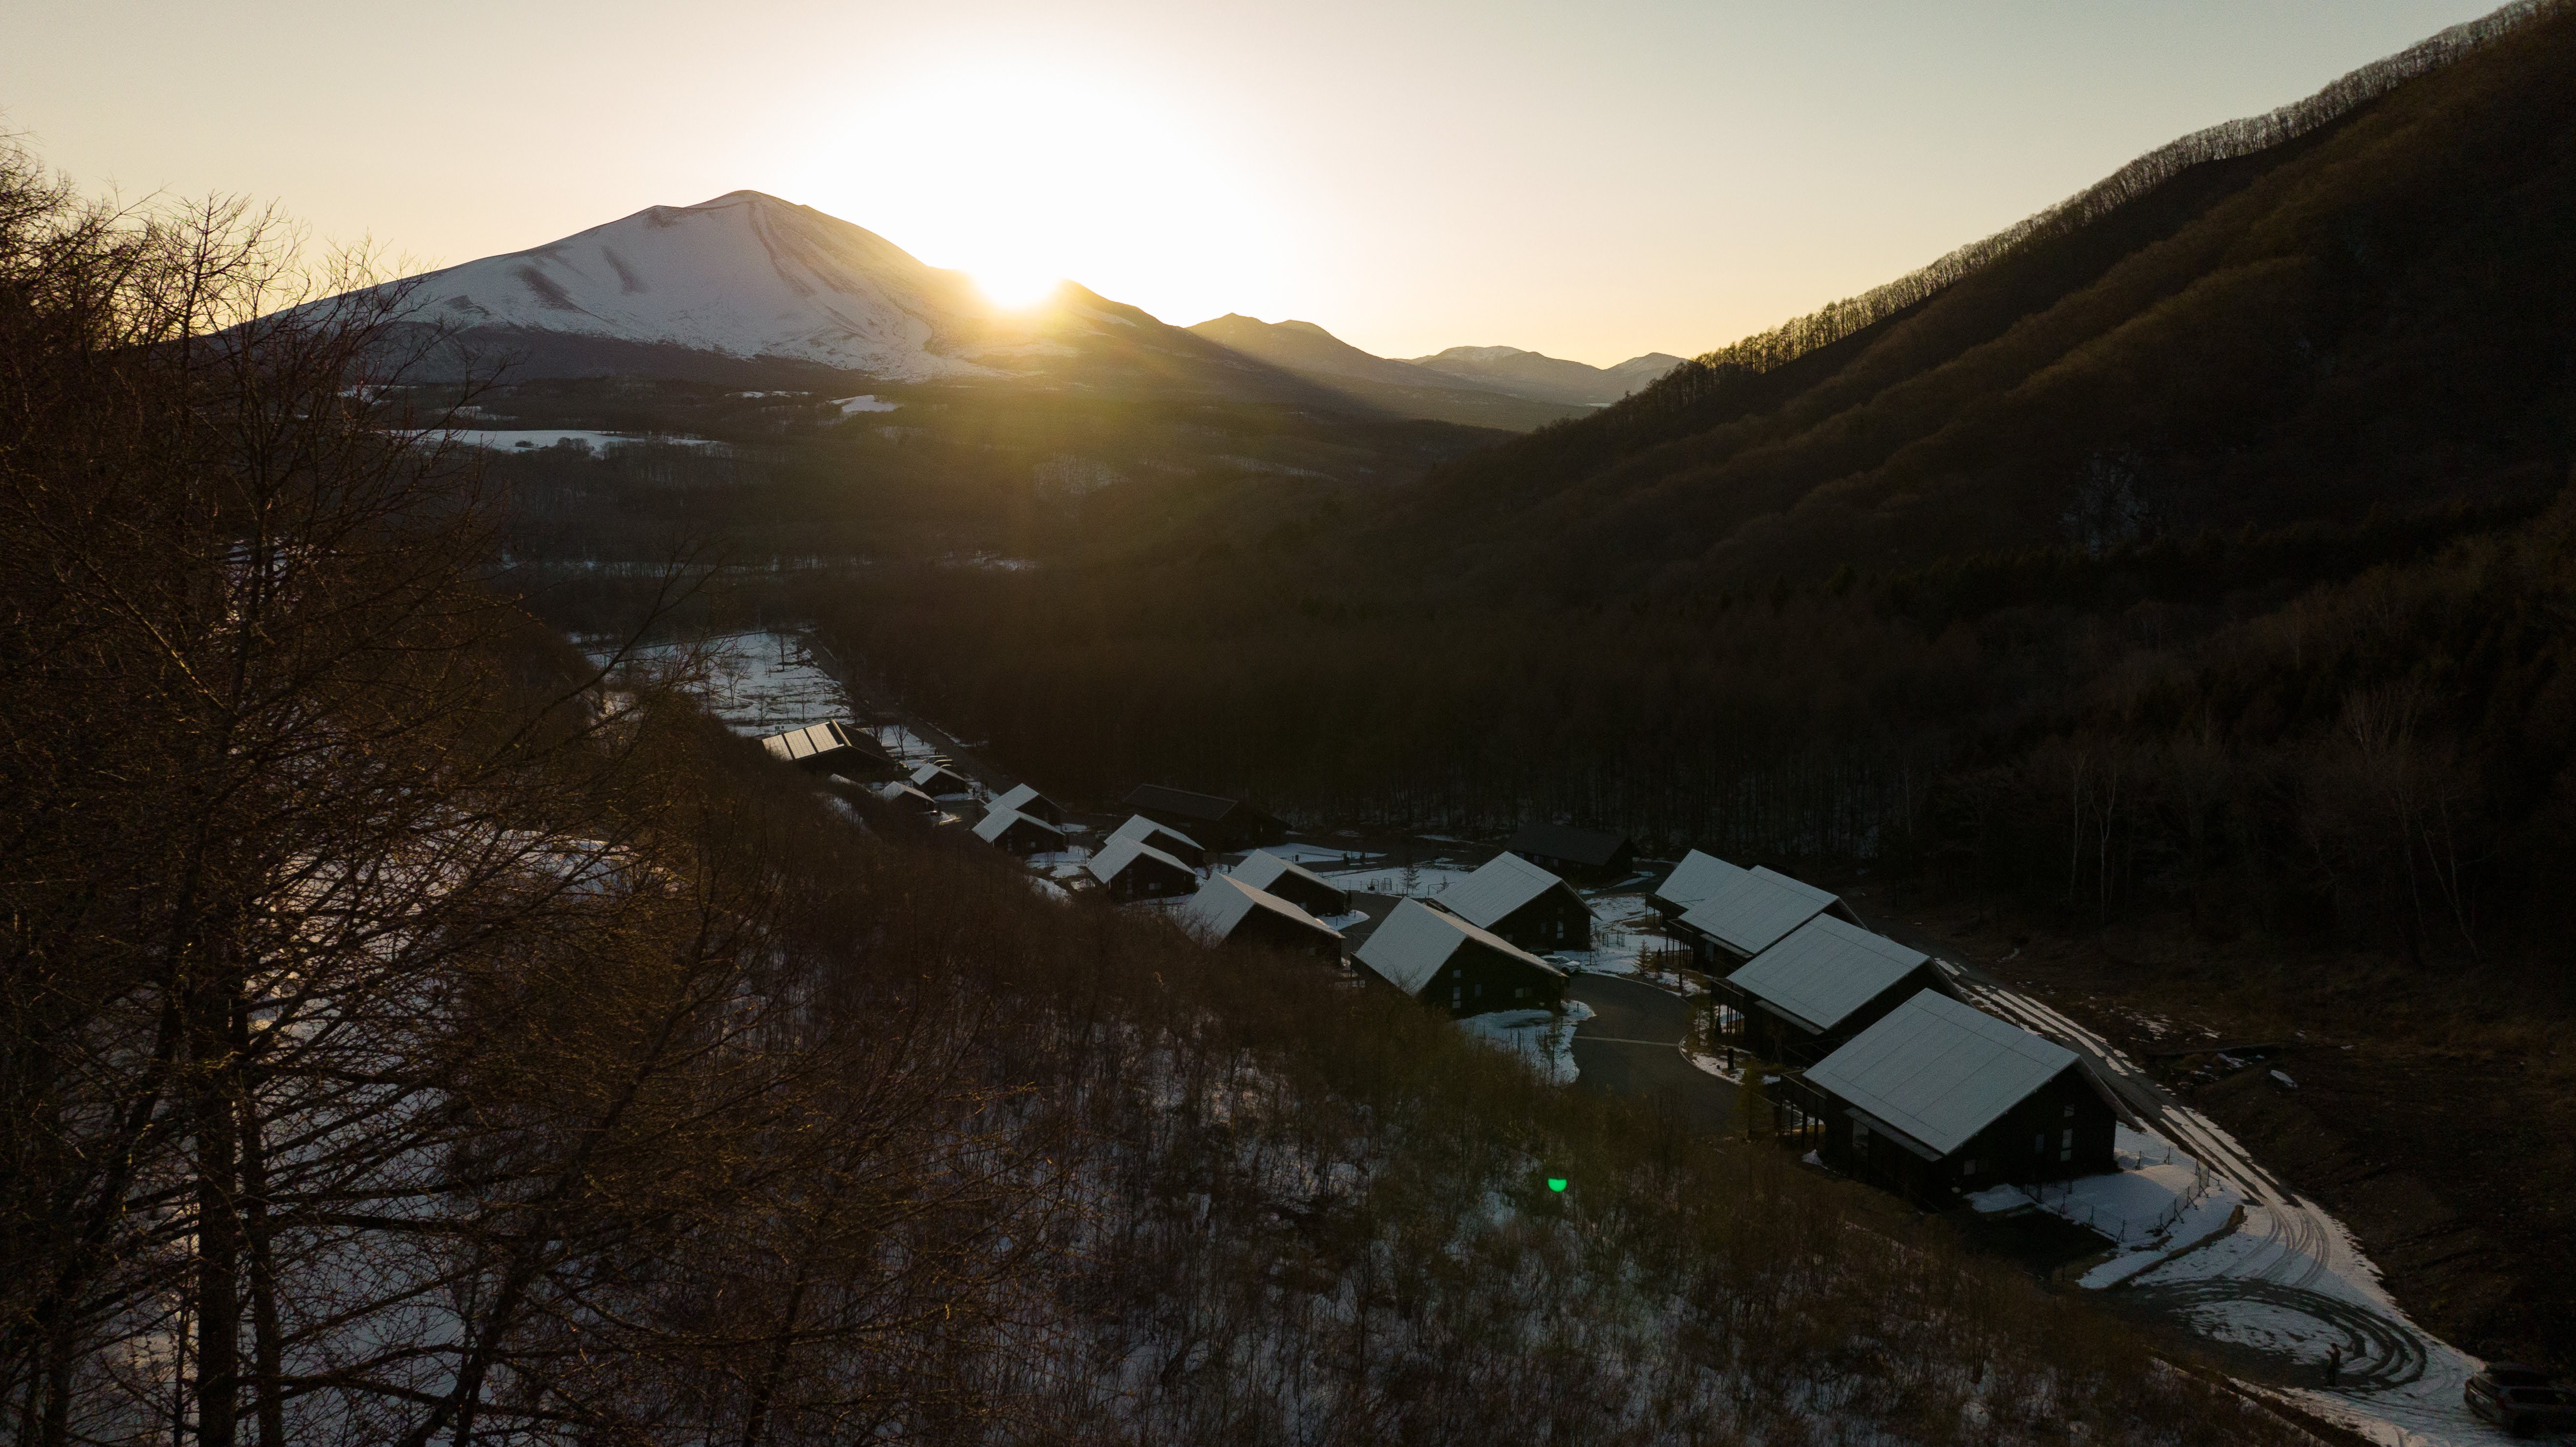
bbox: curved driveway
[1566,974,1734,1135]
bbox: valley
[12,1,2576,1442]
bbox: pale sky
[0,0,2506,366]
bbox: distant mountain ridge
[1405,345,1686,406]
[1185,315,1587,429]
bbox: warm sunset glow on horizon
[793,58,1291,326]
[0,0,2514,366]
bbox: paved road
[1566,975,1734,1135]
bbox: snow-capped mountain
[379,190,1145,383]
[356,190,1657,432]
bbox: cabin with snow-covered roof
[991,782,1069,827]
[1718,915,1960,1065]
[908,762,976,799]
[1503,822,1637,883]
[1355,898,1566,1017]
[1177,874,1343,963]
[1671,865,1858,967]
[873,781,946,819]
[1228,850,1350,919]
[1122,784,1287,851]
[1651,849,1746,921]
[1803,992,2118,1201]
[1107,813,1209,868]
[759,720,899,780]
[1435,852,1591,954]
[972,806,1066,857]
[1087,835,1200,901]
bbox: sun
[801,60,1288,326]
[974,269,1062,310]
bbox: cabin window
[2060,1128,2074,1162]
[2033,1134,2046,1155]
[2063,1104,2076,1118]
[1960,1158,1977,1178]
[1852,1122,1868,1147]
[1514,986,1527,1000]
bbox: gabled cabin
[1355,898,1567,1017]
[760,720,900,780]
[972,806,1067,857]
[991,782,1069,828]
[1123,784,1288,851]
[872,781,945,819]
[1804,992,2120,1203]
[1107,813,1210,868]
[1086,836,1199,900]
[1177,874,1344,963]
[908,762,976,799]
[1229,850,1350,918]
[1672,865,1859,968]
[1504,822,1638,883]
[1718,915,1960,1065]
[1437,852,1591,954]
[1651,849,1746,922]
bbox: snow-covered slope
[382,191,1113,382]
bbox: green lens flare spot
[1546,1177,1567,1192]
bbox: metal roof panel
[1804,993,2082,1158]
[1725,916,1929,1035]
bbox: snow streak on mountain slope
[397,191,1046,381]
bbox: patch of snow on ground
[830,394,902,414]
[1319,864,1473,899]
[1028,848,1095,884]
[1552,892,1695,985]
[1457,1000,1592,1085]
[1966,968,2492,1445]
[2022,1125,2233,1255]
[416,428,717,452]
[584,629,844,737]
[1260,842,1380,866]
[1315,910,1370,931]
[1967,1183,2035,1214]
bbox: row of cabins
[1657,848,2120,1200]
[774,729,2111,1206]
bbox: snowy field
[1317,863,1475,898]
[1258,842,1381,867]
[1950,971,2496,1447]
[1969,1126,2241,1286]
[1458,1000,1592,1085]
[414,427,719,452]
[1547,892,1697,985]
[585,629,845,738]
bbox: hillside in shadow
[1379,0,2576,605]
